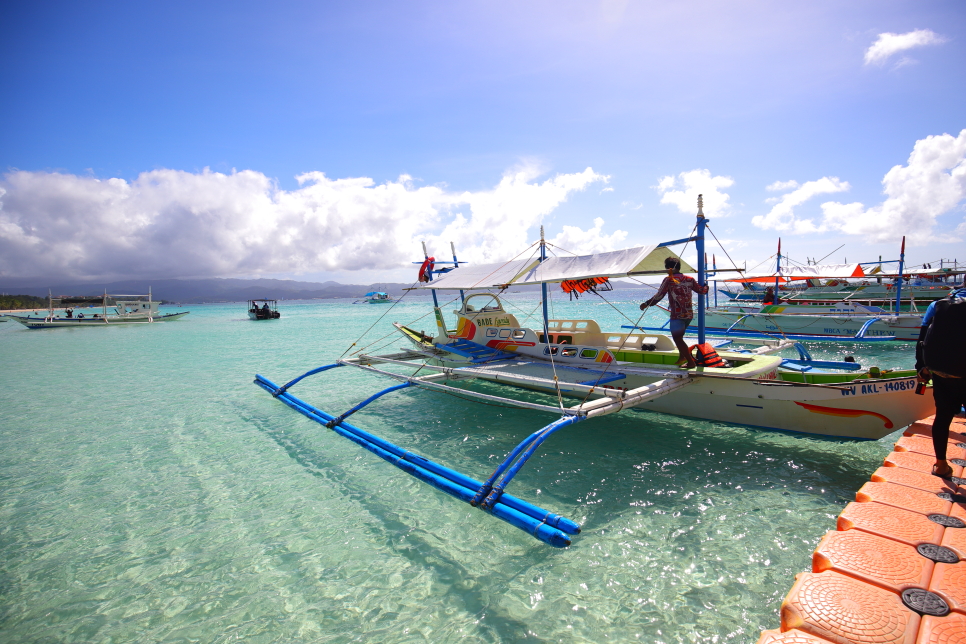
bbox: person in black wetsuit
[916,285,966,478]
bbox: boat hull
[7,311,189,328]
[703,309,921,340]
[445,361,929,440]
[396,326,929,440]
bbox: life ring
[418,257,435,283]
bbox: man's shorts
[669,318,692,336]
[933,375,966,417]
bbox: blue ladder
[442,338,516,363]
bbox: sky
[1,0,964,286]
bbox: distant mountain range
[0,276,653,304]
[0,277,423,304]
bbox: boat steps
[440,338,516,363]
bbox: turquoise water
[0,291,914,643]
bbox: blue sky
[1,1,964,284]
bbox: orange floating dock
[758,414,966,644]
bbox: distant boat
[356,291,394,304]
[249,299,281,320]
[6,289,189,329]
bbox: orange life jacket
[561,277,610,298]
[690,343,727,368]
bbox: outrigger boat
[697,238,922,341]
[720,240,962,309]
[6,290,189,329]
[699,301,920,341]
[254,197,933,547]
[355,291,394,304]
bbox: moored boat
[249,299,281,320]
[254,197,933,547]
[6,290,189,329]
[356,291,394,304]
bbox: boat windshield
[460,293,504,314]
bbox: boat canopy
[58,295,107,305]
[722,263,866,283]
[364,292,388,297]
[418,246,692,290]
[416,257,540,290]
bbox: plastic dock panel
[837,502,945,548]
[941,525,966,560]
[855,481,953,516]
[883,451,965,478]
[916,613,966,643]
[780,570,919,644]
[870,467,965,496]
[895,436,966,461]
[928,563,966,614]
[812,530,934,593]
[759,414,966,644]
[757,628,837,643]
[903,418,966,444]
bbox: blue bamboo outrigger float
[254,197,933,547]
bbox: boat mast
[774,238,781,305]
[422,241,440,309]
[894,236,905,312]
[450,241,465,304]
[696,196,707,345]
[539,226,550,342]
[713,254,717,307]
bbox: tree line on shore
[0,294,49,310]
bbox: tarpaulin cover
[514,246,694,284]
[419,246,693,289]
[417,258,540,290]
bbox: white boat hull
[429,353,930,440]
[703,308,921,340]
[7,311,190,329]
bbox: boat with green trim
[254,196,933,549]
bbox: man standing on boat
[916,284,966,478]
[641,256,709,369]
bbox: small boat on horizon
[248,299,281,320]
[356,291,394,304]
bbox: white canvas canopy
[418,246,694,290]
[514,245,694,285]
[722,263,865,283]
[419,257,540,290]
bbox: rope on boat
[339,285,419,359]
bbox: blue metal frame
[254,371,581,547]
[696,198,707,345]
[621,325,897,342]
[894,236,905,313]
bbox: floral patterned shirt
[651,274,708,320]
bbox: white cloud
[819,130,966,243]
[766,180,799,192]
[655,169,734,218]
[751,177,851,233]
[864,29,946,66]
[750,130,966,244]
[600,186,614,193]
[547,217,627,255]
[0,165,612,281]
